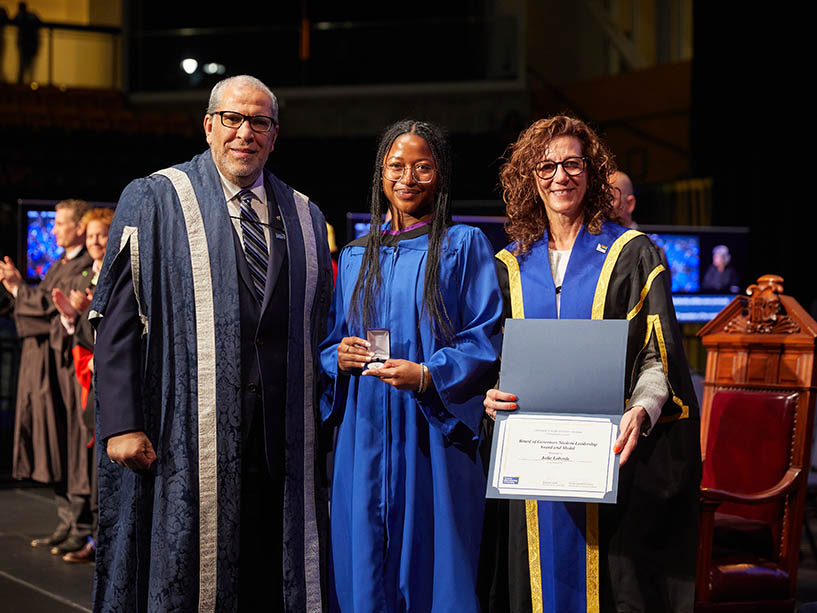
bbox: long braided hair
[349,119,454,341]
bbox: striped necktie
[238,189,268,303]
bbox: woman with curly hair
[320,119,503,611]
[480,116,700,612]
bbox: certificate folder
[486,318,629,503]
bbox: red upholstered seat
[712,512,774,560]
[698,390,799,607]
[703,390,797,554]
[708,555,790,602]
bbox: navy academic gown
[90,150,333,612]
[480,222,700,613]
[319,223,503,612]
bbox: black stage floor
[0,485,93,612]
[3,482,817,611]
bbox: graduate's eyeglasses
[534,157,586,180]
[211,110,277,133]
[382,162,436,184]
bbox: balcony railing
[1,21,122,89]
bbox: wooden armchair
[696,389,800,611]
[696,276,817,612]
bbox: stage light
[181,58,198,75]
[203,62,227,75]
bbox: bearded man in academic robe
[1,198,95,555]
[91,75,333,612]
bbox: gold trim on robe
[626,264,665,321]
[591,230,642,319]
[526,499,544,613]
[585,503,600,613]
[497,249,524,318]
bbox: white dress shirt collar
[214,167,265,205]
[213,167,271,249]
[64,244,84,261]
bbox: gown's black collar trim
[347,223,433,248]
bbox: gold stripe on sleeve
[626,264,665,321]
[645,314,690,422]
[496,249,525,319]
[647,314,689,423]
[591,230,642,320]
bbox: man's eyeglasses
[382,162,436,184]
[211,110,276,133]
[534,156,586,180]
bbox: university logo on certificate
[486,319,628,503]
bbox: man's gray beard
[220,157,262,181]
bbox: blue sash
[497,222,637,613]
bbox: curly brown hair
[500,115,617,254]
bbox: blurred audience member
[0,199,93,556]
[52,207,114,563]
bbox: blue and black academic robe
[479,222,701,613]
[319,223,503,612]
[90,150,332,612]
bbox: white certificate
[489,413,619,502]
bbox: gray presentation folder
[485,318,629,503]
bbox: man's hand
[0,256,22,294]
[69,288,92,313]
[52,288,78,320]
[107,431,157,470]
[613,405,648,466]
[362,359,426,391]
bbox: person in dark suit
[91,75,333,612]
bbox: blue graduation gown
[320,223,503,612]
[90,150,332,612]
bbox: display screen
[647,233,700,293]
[642,225,748,298]
[671,294,735,323]
[26,210,62,280]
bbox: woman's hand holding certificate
[487,388,645,467]
[484,388,518,421]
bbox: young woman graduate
[319,119,503,612]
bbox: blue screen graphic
[27,210,62,280]
[648,233,700,294]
